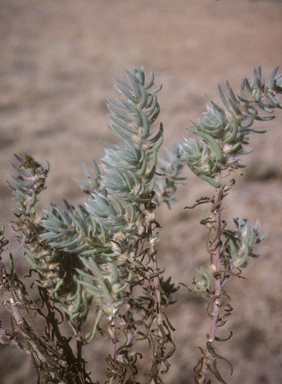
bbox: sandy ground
[1,0,282,383]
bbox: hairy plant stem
[76,322,83,375]
[151,246,163,383]
[198,195,222,384]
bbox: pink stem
[198,209,222,383]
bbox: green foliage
[180,66,282,187]
[0,65,281,384]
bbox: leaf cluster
[180,66,282,187]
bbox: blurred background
[1,0,282,383]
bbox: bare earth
[1,1,282,383]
